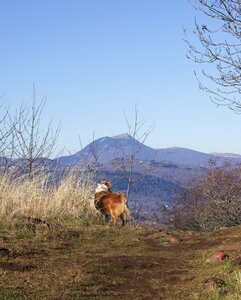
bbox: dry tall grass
[0,170,98,224]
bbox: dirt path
[0,224,240,299]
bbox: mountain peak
[113,133,132,139]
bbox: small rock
[180,275,195,282]
[204,277,225,289]
[168,237,179,244]
[131,238,141,242]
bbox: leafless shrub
[172,163,241,231]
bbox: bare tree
[79,132,103,175]
[113,105,155,201]
[11,86,61,177]
[0,96,22,173]
[0,108,14,157]
[185,0,241,112]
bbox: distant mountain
[55,134,241,167]
[211,152,241,159]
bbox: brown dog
[94,181,130,226]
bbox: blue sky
[1,0,241,155]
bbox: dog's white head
[95,183,109,193]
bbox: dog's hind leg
[120,213,126,227]
[110,210,119,226]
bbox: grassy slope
[0,221,241,299]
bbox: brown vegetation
[0,171,97,224]
[172,164,241,231]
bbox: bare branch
[186,0,241,111]
[10,86,60,177]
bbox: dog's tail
[120,193,130,217]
